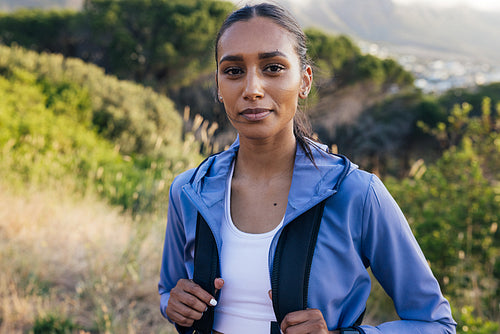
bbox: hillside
[0,44,202,213]
[0,43,202,332]
[1,3,499,332]
[285,0,500,64]
[4,0,500,66]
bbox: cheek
[218,82,236,102]
[273,81,301,104]
[278,71,303,96]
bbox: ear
[215,70,222,102]
[299,65,313,99]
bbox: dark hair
[215,3,317,163]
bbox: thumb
[207,278,224,308]
[268,289,272,301]
[214,278,224,293]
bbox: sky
[392,0,500,11]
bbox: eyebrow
[259,51,287,60]
[219,51,288,65]
[219,55,243,64]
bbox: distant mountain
[283,0,500,64]
[0,0,82,11]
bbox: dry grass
[0,183,176,334]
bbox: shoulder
[342,169,394,204]
[343,168,377,191]
[330,167,375,207]
[169,167,197,196]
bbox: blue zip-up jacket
[159,139,456,333]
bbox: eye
[223,67,244,77]
[264,64,285,74]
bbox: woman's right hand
[166,278,224,327]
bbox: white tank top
[212,162,283,333]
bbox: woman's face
[217,17,312,142]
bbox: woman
[158,3,456,333]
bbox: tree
[81,0,233,90]
[306,28,360,81]
[0,0,234,90]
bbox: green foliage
[0,44,195,160]
[83,0,232,89]
[0,9,79,54]
[33,313,78,334]
[381,58,414,87]
[331,91,442,176]
[349,54,414,87]
[413,97,448,131]
[306,28,360,79]
[0,45,203,214]
[439,83,500,119]
[456,306,500,334]
[387,99,500,322]
[352,54,386,84]
[306,28,413,88]
[0,0,233,90]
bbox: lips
[240,108,272,121]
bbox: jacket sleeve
[359,175,456,334]
[158,177,190,324]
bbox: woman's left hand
[280,308,338,334]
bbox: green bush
[306,28,361,79]
[33,313,78,334]
[387,99,500,322]
[455,306,499,334]
[0,45,203,214]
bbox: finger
[169,309,198,327]
[179,279,218,308]
[268,289,272,301]
[170,284,209,313]
[211,278,225,305]
[281,318,328,334]
[167,298,204,326]
[281,309,326,333]
[282,320,326,334]
[214,277,225,291]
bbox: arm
[158,178,223,332]
[359,175,456,334]
[158,180,189,321]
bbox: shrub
[33,313,78,334]
[0,45,203,214]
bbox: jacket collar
[182,137,356,231]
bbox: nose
[243,69,264,101]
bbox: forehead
[218,17,297,60]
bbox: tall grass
[0,183,176,334]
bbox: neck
[235,132,297,181]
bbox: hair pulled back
[215,3,316,162]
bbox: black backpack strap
[192,213,220,334]
[354,308,365,326]
[270,200,327,332]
